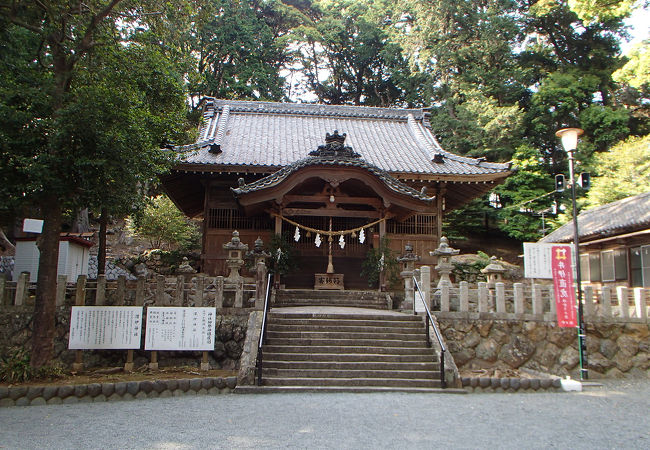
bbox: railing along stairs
[413,276,447,389]
[256,273,273,386]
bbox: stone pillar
[617,286,629,318]
[440,281,450,312]
[95,274,106,306]
[513,282,524,315]
[14,272,29,306]
[55,275,68,307]
[420,266,431,310]
[478,282,488,313]
[532,283,543,315]
[583,285,594,317]
[634,288,647,320]
[601,286,612,317]
[459,281,469,312]
[495,282,505,313]
[248,237,270,310]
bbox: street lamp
[555,127,588,380]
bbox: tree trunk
[97,207,108,276]
[71,208,90,233]
[0,228,15,253]
[31,195,63,368]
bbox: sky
[623,6,650,53]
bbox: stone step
[267,324,423,334]
[268,318,423,329]
[268,312,421,322]
[262,368,440,379]
[276,289,383,299]
[265,331,426,341]
[261,352,437,363]
[264,338,429,348]
[262,345,432,355]
[274,300,388,309]
[262,377,443,388]
[263,360,438,371]
[235,386,467,394]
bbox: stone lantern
[248,236,271,267]
[430,236,459,288]
[397,243,420,307]
[247,236,271,310]
[481,256,506,287]
[223,230,248,283]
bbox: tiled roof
[175,98,511,176]
[231,133,434,203]
[540,191,650,243]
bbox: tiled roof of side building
[539,191,650,243]
[174,98,511,176]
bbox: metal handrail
[412,276,447,389]
[256,273,273,386]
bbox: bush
[361,237,400,288]
[0,347,65,383]
[451,251,491,283]
[127,195,200,251]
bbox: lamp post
[555,127,588,380]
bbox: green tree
[0,1,188,367]
[585,135,650,207]
[128,195,200,250]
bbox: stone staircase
[242,309,458,392]
[274,289,390,309]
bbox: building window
[600,249,628,282]
[580,253,602,282]
[207,208,273,230]
[387,214,437,235]
[630,245,650,287]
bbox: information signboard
[69,306,143,350]
[523,243,576,279]
[145,307,216,351]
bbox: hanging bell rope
[272,213,385,237]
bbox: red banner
[551,245,577,327]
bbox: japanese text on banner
[551,246,577,328]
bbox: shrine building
[162,99,511,289]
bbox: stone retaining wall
[0,307,249,371]
[437,316,650,379]
[0,376,237,407]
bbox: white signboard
[145,307,216,351]
[69,306,143,349]
[523,243,576,279]
[23,218,44,233]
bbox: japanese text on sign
[145,307,216,351]
[68,306,143,349]
[551,246,578,328]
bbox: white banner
[523,242,576,279]
[69,306,143,349]
[145,307,216,351]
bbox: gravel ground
[1,380,649,449]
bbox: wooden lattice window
[207,208,273,230]
[387,214,437,235]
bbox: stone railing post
[420,266,431,310]
[617,286,629,318]
[532,283,543,315]
[255,261,267,310]
[175,275,184,306]
[75,275,87,307]
[55,275,68,307]
[135,276,146,307]
[195,275,205,307]
[583,285,594,317]
[634,288,647,320]
[95,274,106,305]
[513,283,524,315]
[14,272,29,306]
[440,280,450,312]
[495,282,505,313]
[478,282,488,313]
[156,275,165,306]
[215,276,224,308]
[0,275,6,306]
[459,281,469,312]
[601,286,612,317]
[235,279,244,308]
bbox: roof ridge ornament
[309,130,361,159]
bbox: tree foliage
[128,195,200,250]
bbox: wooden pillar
[55,275,67,307]
[72,275,87,372]
[275,214,282,235]
[14,272,29,306]
[95,274,106,306]
[436,183,446,242]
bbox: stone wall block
[499,335,535,368]
[616,334,639,357]
[475,338,499,362]
[599,339,618,360]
